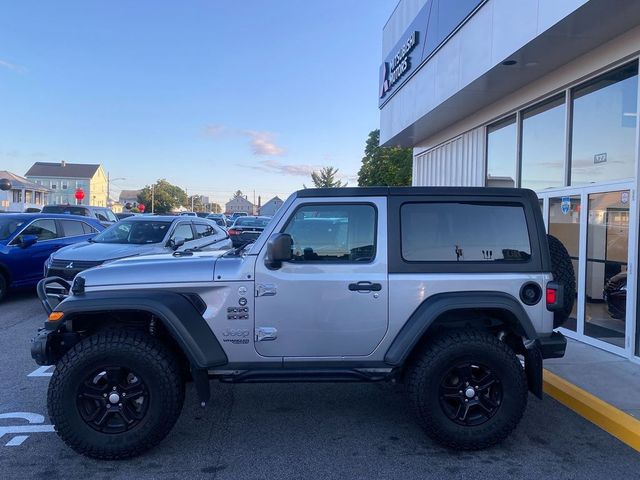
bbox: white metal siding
[413,126,485,186]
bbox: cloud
[203,125,286,156]
[0,59,27,73]
[241,131,285,156]
[242,159,318,176]
[204,124,226,137]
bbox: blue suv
[0,213,104,301]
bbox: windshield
[92,220,172,244]
[0,217,27,240]
[234,217,270,228]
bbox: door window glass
[570,62,638,185]
[171,223,194,242]
[548,196,581,331]
[486,116,517,188]
[521,95,566,190]
[194,223,215,238]
[283,204,376,262]
[82,222,98,234]
[60,220,85,237]
[400,203,531,262]
[95,211,109,222]
[20,219,58,241]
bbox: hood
[53,241,164,262]
[79,251,225,288]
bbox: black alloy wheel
[407,330,528,450]
[48,330,184,459]
[76,366,149,434]
[438,361,502,426]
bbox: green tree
[210,203,222,214]
[308,166,346,188]
[357,129,412,186]
[138,179,188,214]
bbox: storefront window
[486,115,516,188]
[570,62,638,185]
[521,95,566,190]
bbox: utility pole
[151,184,155,214]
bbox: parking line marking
[5,435,29,447]
[543,369,640,452]
[27,366,54,377]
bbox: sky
[0,0,395,207]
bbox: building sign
[594,152,607,164]
[380,31,418,99]
[379,0,485,107]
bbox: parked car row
[0,211,236,301]
[0,201,275,301]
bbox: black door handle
[348,281,382,292]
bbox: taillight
[228,229,239,236]
[546,287,557,305]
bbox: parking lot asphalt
[1,292,640,480]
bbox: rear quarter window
[400,202,531,262]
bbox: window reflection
[548,196,581,331]
[585,191,629,347]
[486,116,516,188]
[571,62,638,185]
[521,95,565,190]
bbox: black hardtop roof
[295,186,537,199]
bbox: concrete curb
[543,369,640,452]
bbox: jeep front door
[253,199,388,357]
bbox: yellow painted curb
[543,369,640,452]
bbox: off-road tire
[548,234,576,325]
[407,330,528,450]
[48,330,185,459]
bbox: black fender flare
[384,291,538,367]
[52,290,228,369]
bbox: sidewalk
[545,338,640,418]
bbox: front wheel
[407,330,528,449]
[48,330,185,459]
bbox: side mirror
[169,237,186,250]
[265,233,292,270]
[20,234,38,248]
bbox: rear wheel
[48,330,184,459]
[407,330,527,449]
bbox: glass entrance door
[584,191,630,348]
[539,182,636,356]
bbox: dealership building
[380,0,640,361]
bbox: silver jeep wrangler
[32,187,573,459]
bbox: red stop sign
[138,203,145,213]
[75,189,85,201]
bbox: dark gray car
[45,215,231,280]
